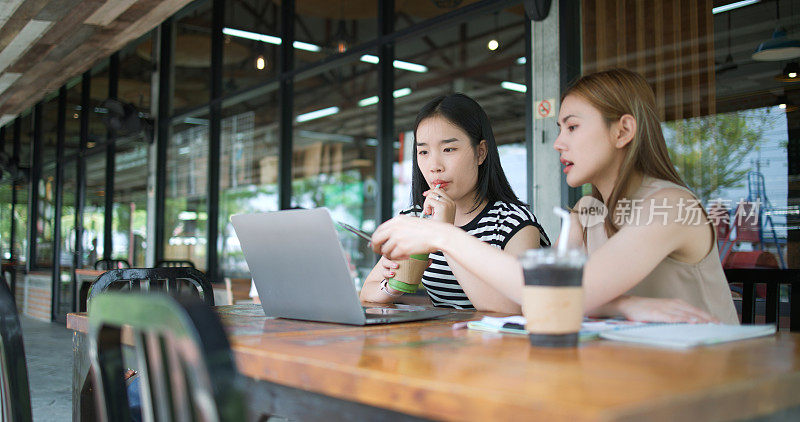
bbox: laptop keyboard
[363,306,423,315]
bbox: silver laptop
[230,208,449,325]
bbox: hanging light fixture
[332,0,350,53]
[752,0,800,61]
[715,12,738,75]
[753,28,800,60]
[775,61,799,82]
[487,12,500,51]
[334,21,349,53]
[255,43,266,70]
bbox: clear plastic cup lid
[519,247,586,268]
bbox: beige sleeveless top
[585,177,739,324]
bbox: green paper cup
[387,253,429,294]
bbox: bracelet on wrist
[380,279,403,297]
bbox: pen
[337,221,373,244]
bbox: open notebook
[468,316,776,349]
[599,323,776,349]
[467,316,648,341]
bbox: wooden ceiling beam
[0,0,49,51]
[0,0,194,117]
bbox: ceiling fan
[100,98,154,143]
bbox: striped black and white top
[400,201,550,309]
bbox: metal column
[376,0,395,224]
[278,0,295,210]
[206,0,224,281]
[51,87,67,321]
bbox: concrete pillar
[529,1,564,240]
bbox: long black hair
[410,93,524,212]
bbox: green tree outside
[663,109,777,203]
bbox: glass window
[35,96,59,269]
[165,114,209,271]
[222,0,280,95]
[218,87,279,277]
[82,152,106,268]
[36,164,56,269]
[64,77,82,157]
[55,79,82,318]
[292,57,378,287]
[89,60,109,150]
[172,0,212,114]
[118,33,154,111]
[0,128,9,261]
[57,157,77,317]
[0,125,6,259]
[3,116,29,267]
[18,113,31,179]
[395,1,475,31]
[112,141,149,266]
[294,0,376,65]
[393,6,529,215]
[0,183,11,259]
[13,182,28,265]
[579,0,800,268]
[110,35,153,267]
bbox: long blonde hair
[562,68,687,237]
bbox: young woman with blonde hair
[370,69,738,323]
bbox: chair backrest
[88,268,214,306]
[725,269,799,332]
[1,261,19,297]
[156,260,196,268]
[88,293,246,421]
[94,258,131,270]
[0,276,32,422]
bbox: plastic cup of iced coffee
[519,248,586,347]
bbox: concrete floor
[19,315,74,421]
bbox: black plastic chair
[0,276,33,422]
[88,268,215,306]
[155,260,196,269]
[87,293,246,421]
[2,261,19,296]
[725,268,799,332]
[93,258,131,270]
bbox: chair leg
[791,282,799,333]
[766,282,779,324]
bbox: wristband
[380,279,403,297]
[386,279,418,294]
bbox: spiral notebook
[599,323,776,349]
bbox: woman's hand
[378,256,399,280]
[422,186,456,224]
[371,216,453,260]
[611,296,719,323]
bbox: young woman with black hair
[359,93,550,312]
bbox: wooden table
[68,305,800,421]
